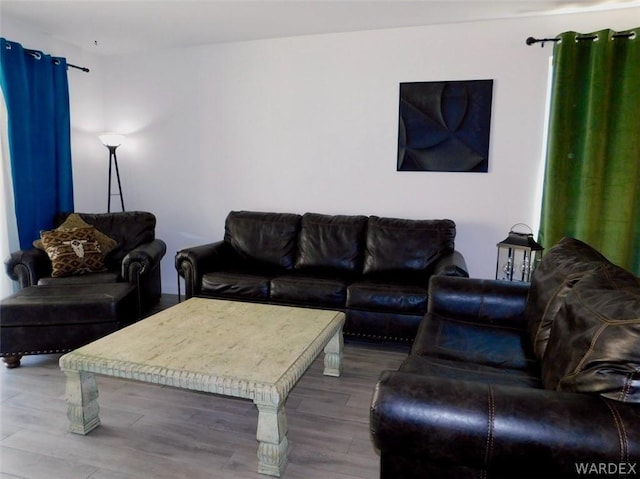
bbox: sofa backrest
[223,210,458,275]
[56,211,157,265]
[524,236,609,360]
[362,216,456,276]
[295,213,368,274]
[224,211,301,270]
[541,262,640,403]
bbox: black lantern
[496,224,543,282]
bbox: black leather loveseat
[176,210,468,341]
[370,237,640,478]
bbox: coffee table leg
[63,369,101,435]
[254,401,288,476]
[323,326,343,377]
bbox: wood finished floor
[0,295,409,479]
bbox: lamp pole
[107,145,125,212]
[99,133,126,213]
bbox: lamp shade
[99,133,126,148]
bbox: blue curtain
[0,38,74,249]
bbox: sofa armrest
[4,248,52,288]
[432,250,469,277]
[428,275,530,326]
[175,241,233,299]
[122,239,167,283]
[371,371,640,476]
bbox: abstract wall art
[397,79,493,172]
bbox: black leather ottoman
[0,283,137,368]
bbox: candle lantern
[496,224,543,282]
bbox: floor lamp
[99,133,126,213]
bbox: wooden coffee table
[59,297,345,477]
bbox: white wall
[4,9,640,294]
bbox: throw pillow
[41,227,108,277]
[33,213,117,257]
[524,237,608,360]
[541,263,640,402]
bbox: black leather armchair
[370,237,640,478]
[5,211,166,313]
[2,211,166,367]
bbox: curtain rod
[4,42,90,72]
[21,47,90,73]
[526,32,635,47]
[66,62,90,73]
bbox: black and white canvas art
[397,79,493,172]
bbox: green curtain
[538,28,640,276]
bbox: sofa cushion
[412,312,537,372]
[224,211,301,270]
[38,271,121,286]
[270,274,347,307]
[525,237,608,360]
[201,271,271,300]
[363,216,455,275]
[399,355,542,388]
[347,280,427,314]
[40,227,107,277]
[295,213,367,273]
[541,263,640,402]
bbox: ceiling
[2,0,640,56]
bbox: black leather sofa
[370,237,640,478]
[5,211,166,314]
[176,210,468,341]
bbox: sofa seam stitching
[601,398,628,463]
[484,384,495,473]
